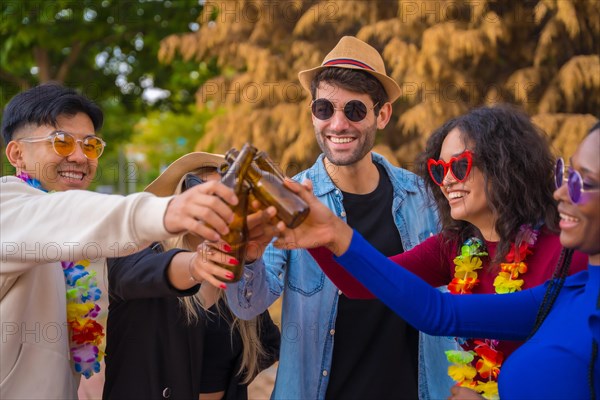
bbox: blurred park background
[1,0,599,194]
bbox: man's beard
[315,122,377,166]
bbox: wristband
[188,253,202,283]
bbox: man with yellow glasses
[0,83,253,399]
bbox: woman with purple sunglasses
[272,106,592,399]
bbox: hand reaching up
[188,241,238,290]
[273,179,353,256]
[245,204,278,262]
[163,180,237,240]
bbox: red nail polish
[225,272,234,279]
[220,283,227,289]
[223,244,232,252]
[229,258,239,266]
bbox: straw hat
[298,36,401,103]
[145,152,225,197]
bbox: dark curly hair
[416,104,559,264]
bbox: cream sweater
[0,176,173,399]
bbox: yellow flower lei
[446,225,539,399]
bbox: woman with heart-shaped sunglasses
[273,105,594,399]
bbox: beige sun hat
[145,152,225,197]
[298,36,401,103]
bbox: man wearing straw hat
[226,36,439,399]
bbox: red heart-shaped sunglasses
[427,150,473,186]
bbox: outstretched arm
[308,235,449,299]
[274,179,448,298]
[108,246,196,301]
[334,231,543,340]
[279,206,542,339]
[0,177,237,271]
[308,247,376,298]
[273,179,353,253]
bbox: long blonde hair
[162,168,267,383]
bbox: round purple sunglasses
[554,158,599,204]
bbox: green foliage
[0,0,208,147]
[126,105,222,188]
[160,0,599,168]
[0,0,203,108]
[1,0,223,193]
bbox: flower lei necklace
[445,224,540,400]
[17,172,104,378]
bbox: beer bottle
[217,144,256,282]
[254,150,286,181]
[224,146,310,228]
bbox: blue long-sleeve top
[334,231,600,399]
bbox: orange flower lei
[446,225,539,400]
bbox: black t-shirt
[104,246,280,400]
[199,301,242,392]
[325,163,419,400]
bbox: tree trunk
[33,46,51,82]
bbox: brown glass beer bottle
[254,150,286,181]
[224,146,310,228]
[217,144,256,282]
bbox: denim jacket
[226,153,440,399]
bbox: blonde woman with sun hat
[103,152,281,400]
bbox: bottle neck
[255,151,286,181]
[221,144,256,191]
[244,163,263,184]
